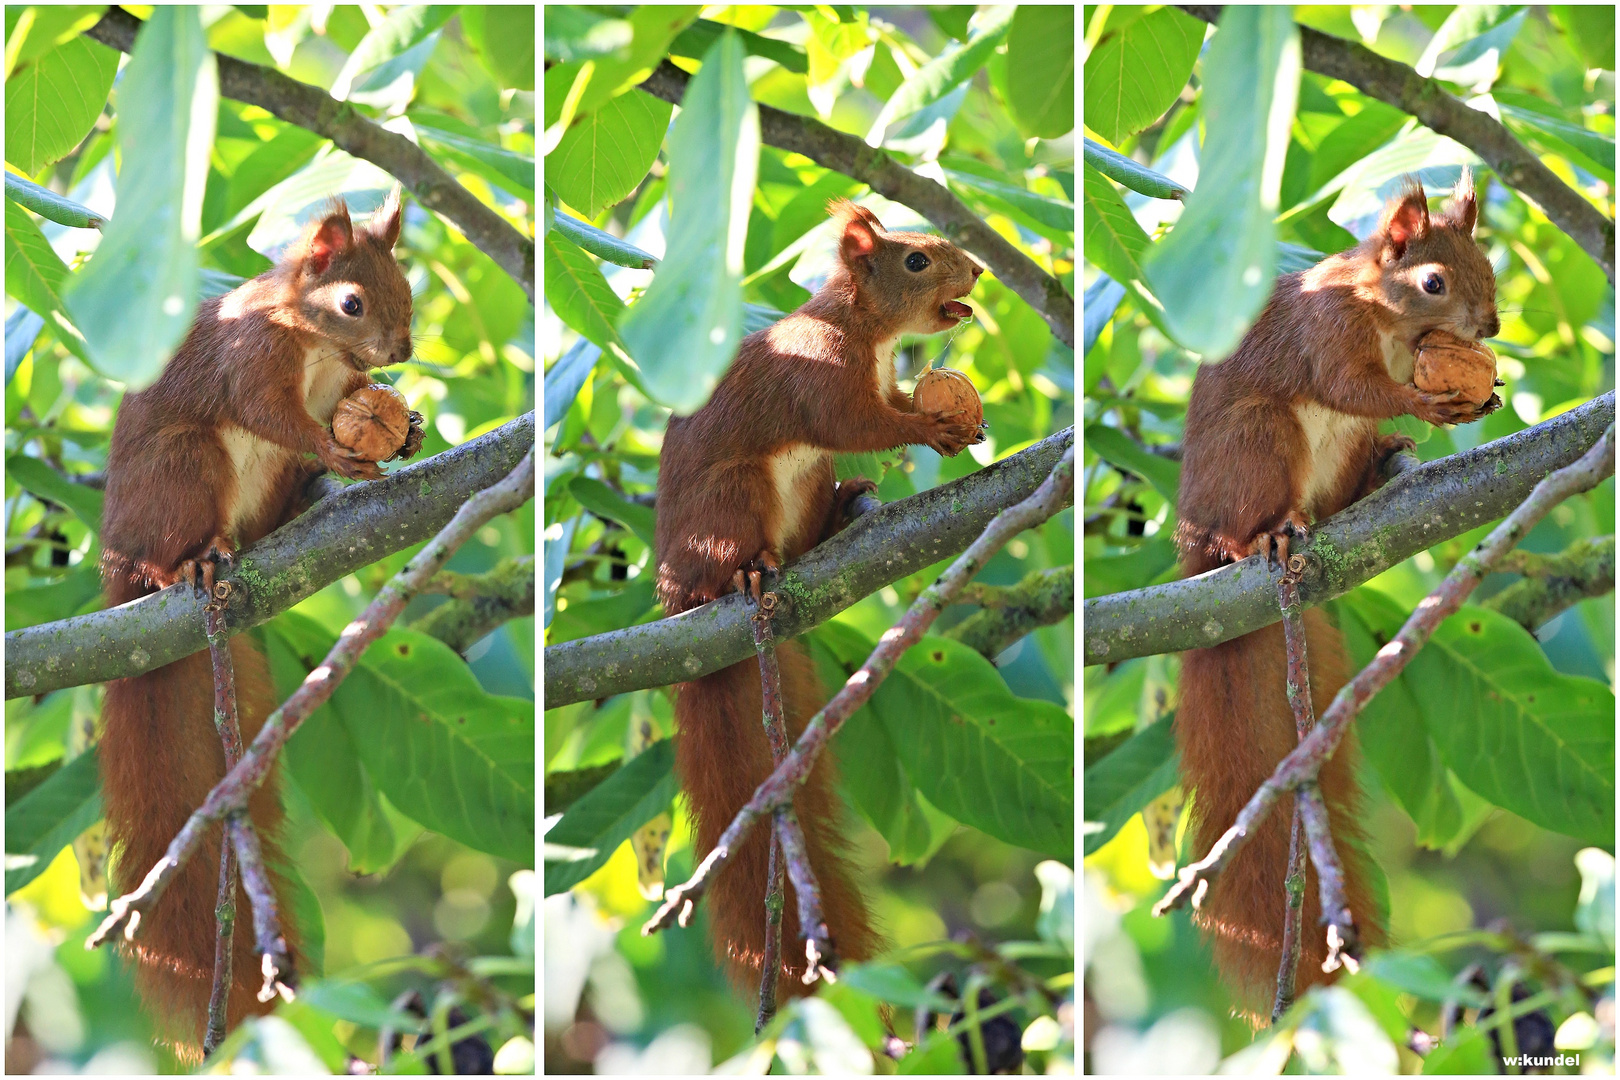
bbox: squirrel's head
[1371,171,1499,343]
[287,187,414,370]
[829,198,983,337]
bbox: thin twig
[752,596,788,1033]
[227,816,296,1003]
[1270,569,1314,1023]
[774,809,835,986]
[1297,785,1359,976]
[203,600,243,1055]
[85,451,536,953]
[642,447,1075,937]
[1155,424,1615,920]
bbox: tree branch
[1083,393,1616,666]
[5,413,536,699]
[1180,6,1615,281]
[639,62,1074,348]
[544,428,1074,708]
[85,7,535,302]
[1483,535,1615,632]
[944,565,1074,659]
[412,555,535,654]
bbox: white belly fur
[767,443,828,551]
[223,345,354,534]
[875,335,899,399]
[1294,402,1364,513]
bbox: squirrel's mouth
[941,300,974,321]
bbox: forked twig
[87,451,536,954]
[643,448,1075,938]
[1155,425,1615,922]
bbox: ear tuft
[370,185,403,249]
[304,198,354,275]
[829,198,883,275]
[1446,167,1478,235]
[1378,176,1430,259]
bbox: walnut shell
[332,383,411,462]
[1414,330,1498,406]
[913,366,983,428]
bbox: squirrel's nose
[970,264,983,279]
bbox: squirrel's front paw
[320,439,385,481]
[1412,388,1482,427]
[921,410,979,457]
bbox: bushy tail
[1176,610,1385,1018]
[99,638,301,1058]
[674,642,882,992]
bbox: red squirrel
[1174,173,1499,1014]
[98,191,419,1052]
[654,199,983,991]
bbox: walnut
[914,366,984,428]
[332,383,411,462]
[1414,330,1499,407]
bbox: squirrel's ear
[303,200,354,275]
[1448,168,1478,234]
[1379,178,1430,258]
[370,186,403,249]
[830,198,882,276]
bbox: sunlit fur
[1174,173,1497,1020]
[653,199,982,993]
[98,194,410,1056]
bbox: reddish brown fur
[99,193,414,1054]
[655,200,984,990]
[1174,174,1497,1017]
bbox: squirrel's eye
[905,251,929,272]
[341,294,363,316]
[1422,273,1445,296]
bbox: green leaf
[5,750,101,895]
[545,86,671,218]
[544,228,628,354]
[221,124,324,219]
[4,172,102,228]
[4,34,118,175]
[867,6,1015,144]
[544,739,677,895]
[299,981,426,1032]
[4,6,106,76]
[1550,6,1615,71]
[1084,423,1180,506]
[330,5,456,100]
[1142,6,1299,360]
[670,18,808,74]
[1081,164,1151,285]
[1082,138,1186,200]
[812,627,957,866]
[3,200,88,362]
[1409,605,1614,845]
[1363,953,1487,1007]
[5,453,102,531]
[459,4,536,91]
[942,170,1073,233]
[860,635,1073,860]
[544,7,633,63]
[1004,5,1074,138]
[4,564,102,632]
[570,5,700,116]
[1082,714,1177,855]
[619,31,758,411]
[62,7,216,389]
[550,211,656,269]
[1082,6,1204,145]
[416,123,536,200]
[338,629,536,862]
[567,476,656,547]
